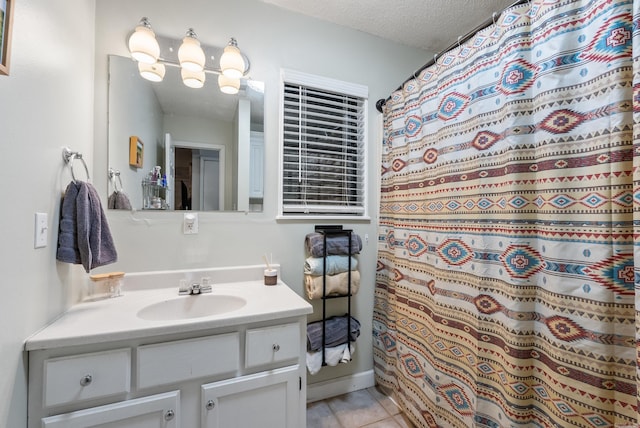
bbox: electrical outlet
[34,212,48,248]
[183,212,199,234]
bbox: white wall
[94,0,427,390]
[0,1,96,427]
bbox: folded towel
[304,255,358,276]
[307,315,360,351]
[305,232,362,257]
[108,191,132,210]
[305,271,360,300]
[57,181,118,273]
[306,343,355,375]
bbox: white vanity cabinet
[27,317,308,428]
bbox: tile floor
[307,386,416,428]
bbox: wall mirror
[108,54,265,212]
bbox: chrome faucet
[179,281,212,295]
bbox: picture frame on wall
[0,0,14,76]
[129,136,144,168]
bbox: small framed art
[0,0,14,76]
[129,136,144,168]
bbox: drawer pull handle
[164,409,175,421]
[206,400,215,410]
[79,374,92,387]
[273,344,280,352]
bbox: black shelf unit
[313,225,354,366]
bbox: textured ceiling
[259,0,519,53]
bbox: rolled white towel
[306,343,355,375]
[304,255,358,276]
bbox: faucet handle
[178,279,190,295]
[200,276,212,293]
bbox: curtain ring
[457,35,462,49]
[492,12,498,25]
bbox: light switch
[34,212,48,248]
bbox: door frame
[172,139,225,211]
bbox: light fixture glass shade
[128,21,160,64]
[181,68,205,88]
[178,30,206,72]
[220,39,245,79]
[218,74,240,94]
[138,61,165,82]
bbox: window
[279,70,368,218]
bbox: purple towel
[57,181,117,273]
[108,191,132,210]
[305,232,362,257]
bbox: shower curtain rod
[375,0,530,113]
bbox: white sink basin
[137,294,247,321]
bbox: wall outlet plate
[183,212,198,234]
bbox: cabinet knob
[206,400,216,410]
[273,344,280,352]
[164,409,175,421]
[79,374,92,387]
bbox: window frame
[277,69,369,220]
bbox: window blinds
[282,83,365,215]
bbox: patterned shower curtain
[373,0,638,427]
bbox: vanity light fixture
[138,61,165,82]
[181,68,206,89]
[218,74,241,95]
[178,28,205,72]
[127,18,251,94]
[128,17,160,64]
[219,38,246,79]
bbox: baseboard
[307,369,375,403]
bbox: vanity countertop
[25,277,312,351]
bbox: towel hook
[62,147,90,184]
[108,167,124,193]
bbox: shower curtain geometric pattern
[373,0,638,426]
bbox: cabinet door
[41,391,179,428]
[201,365,299,428]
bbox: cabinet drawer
[245,323,300,368]
[137,333,239,389]
[43,348,131,408]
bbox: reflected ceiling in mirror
[108,54,265,212]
